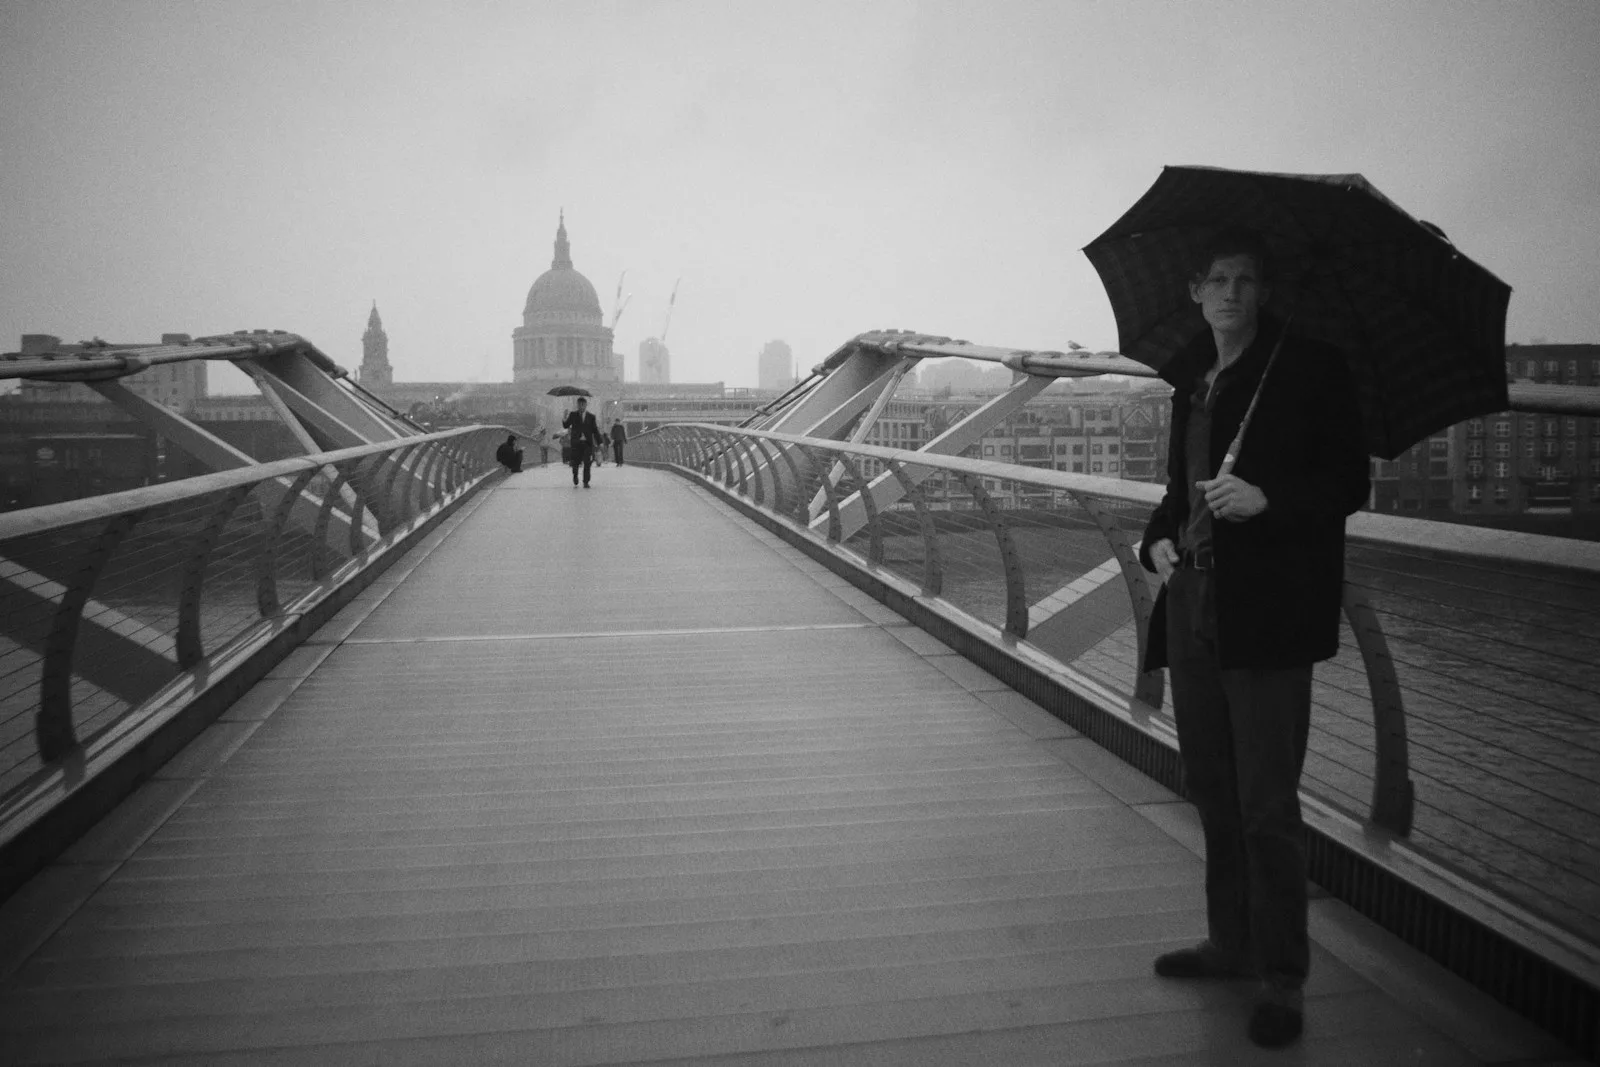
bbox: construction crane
[660,277,681,344]
[610,271,631,331]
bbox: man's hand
[1197,474,1268,522]
[1149,538,1179,583]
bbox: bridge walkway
[0,463,1575,1065]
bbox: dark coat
[609,422,628,444]
[1138,316,1370,670]
[562,410,603,452]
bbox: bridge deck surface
[0,464,1574,1065]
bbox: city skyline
[2,2,1597,393]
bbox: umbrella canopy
[547,385,592,397]
[1082,165,1512,459]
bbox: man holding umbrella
[1087,166,1511,1050]
[1137,228,1368,1048]
[562,396,604,488]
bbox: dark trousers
[569,443,593,485]
[612,441,624,465]
[1165,567,1313,991]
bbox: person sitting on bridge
[1138,228,1369,1049]
[494,433,523,473]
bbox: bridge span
[0,460,1581,1065]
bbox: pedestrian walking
[561,396,604,488]
[610,418,627,465]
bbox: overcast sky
[2,1,1596,392]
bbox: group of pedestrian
[494,400,628,487]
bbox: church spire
[367,300,382,329]
[552,210,572,270]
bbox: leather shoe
[1152,942,1253,980]
[1248,990,1304,1048]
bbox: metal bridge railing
[636,423,1600,964]
[0,426,504,813]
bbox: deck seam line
[343,622,880,644]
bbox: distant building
[757,339,795,393]
[511,213,619,390]
[358,303,392,387]
[639,337,670,385]
[1457,343,1600,517]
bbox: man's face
[1189,254,1269,336]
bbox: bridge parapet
[0,426,505,896]
[638,421,1600,1057]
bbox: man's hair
[1192,227,1273,285]
[576,396,587,405]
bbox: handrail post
[38,512,141,760]
[834,452,884,564]
[257,467,320,618]
[1071,491,1165,710]
[803,445,845,542]
[177,484,254,669]
[771,440,810,524]
[888,460,943,596]
[958,472,1028,638]
[1343,582,1415,835]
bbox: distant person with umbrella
[562,396,604,488]
[1085,167,1511,1049]
[609,417,627,466]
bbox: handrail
[665,423,1600,575]
[0,426,492,541]
[638,422,1600,848]
[0,425,506,797]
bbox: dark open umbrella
[547,385,592,398]
[1082,165,1512,459]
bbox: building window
[1467,442,1483,458]
[1467,461,1483,478]
[1073,444,1084,455]
[1565,418,1577,435]
[1522,417,1537,436]
[1000,445,1011,455]
[1544,418,1559,436]
[1072,462,1084,472]
[1091,444,1104,454]
[1494,461,1509,478]
[1108,461,1119,472]
[1495,420,1511,437]
[1494,485,1509,502]
[1523,441,1535,458]
[1091,462,1103,472]
[1467,484,1482,502]
[1566,441,1577,456]
[983,445,994,456]
[1544,360,1559,374]
[1591,458,1600,478]
[1055,443,1067,454]
[1108,444,1119,454]
[1429,440,1449,456]
[1568,361,1579,378]
[1492,442,1509,457]
[1467,418,1484,436]
[1544,440,1559,458]
[1541,465,1558,481]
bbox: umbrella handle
[1213,315,1292,480]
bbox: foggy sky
[2,1,1596,392]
